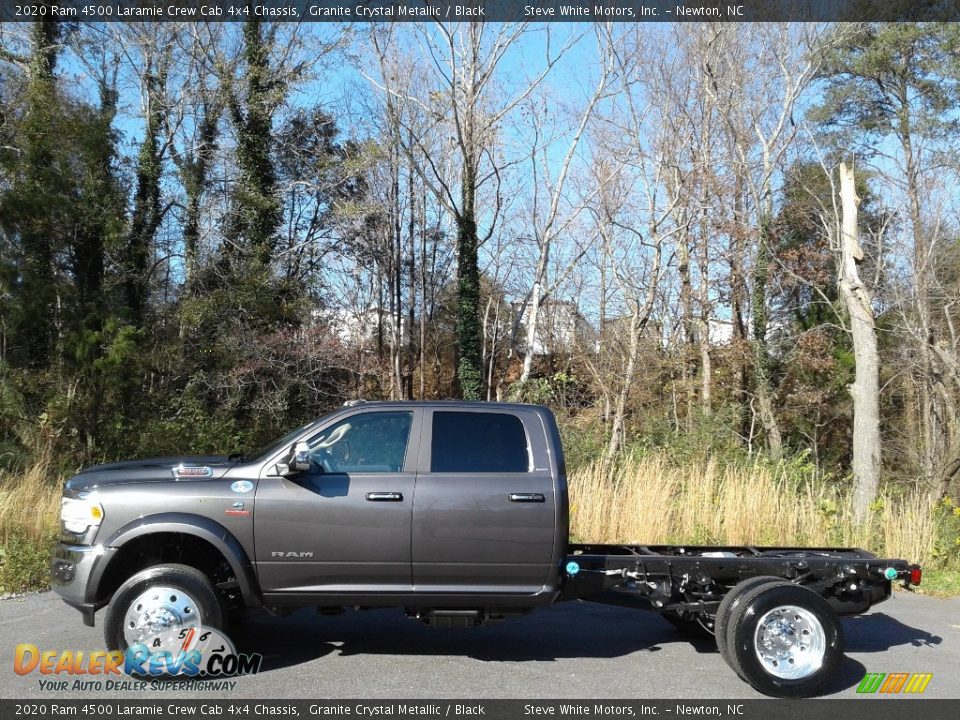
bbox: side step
[407,609,484,628]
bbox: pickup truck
[51,401,921,697]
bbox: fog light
[54,561,75,583]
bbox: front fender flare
[95,513,261,607]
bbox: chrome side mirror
[275,441,312,477]
[291,441,311,472]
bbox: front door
[254,409,419,594]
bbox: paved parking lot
[1,590,956,699]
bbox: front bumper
[51,542,116,626]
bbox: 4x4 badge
[225,500,250,517]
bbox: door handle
[509,493,545,503]
[366,492,403,502]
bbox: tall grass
[0,449,62,592]
[0,448,949,593]
[569,453,941,565]
[0,450,61,545]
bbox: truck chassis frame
[563,543,919,619]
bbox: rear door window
[430,412,529,473]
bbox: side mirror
[292,441,311,472]
[275,442,312,477]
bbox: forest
[0,18,959,592]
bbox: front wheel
[103,564,224,653]
[725,583,843,698]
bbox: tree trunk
[16,17,60,368]
[419,186,428,399]
[839,162,881,523]
[406,146,416,400]
[520,286,542,383]
[455,160,482,400]
[126,65,166,327]
[182,101,219,296]
[606,303,644,461]
[752,214,783,461]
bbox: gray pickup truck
[52,401,920,697]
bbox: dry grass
[0,450,944,590]
[569,453,940,565]
[0,450,62,546]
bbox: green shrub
[0,530,55,594]
[931,497,960,568]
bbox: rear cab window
[430,411,530,473]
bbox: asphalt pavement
[0,589,956,699]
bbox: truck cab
[250,402,568,606]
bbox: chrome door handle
[509,493,545,503]
[366,492,403,501]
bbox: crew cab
[51,401,921,697]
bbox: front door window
[307,411,413,474]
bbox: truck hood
[67,456,235,492]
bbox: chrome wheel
[122,585,200,648]
[753,605,826,680]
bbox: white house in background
[315,307,409,349]
[708,318,734,346]
[600,315,734,351]
[513,300,598,357]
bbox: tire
[713,576,785,667]
[662,612,714,637]
[724,583,843,698]
[104,564,224,653]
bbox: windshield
[242,417,325,464]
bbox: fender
[94,513,261,607]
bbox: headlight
[60,497,104,534]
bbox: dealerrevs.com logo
[14,626,262,691]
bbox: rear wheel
[713,576,785,666]
[724,583,843,698]
[104,564,224,653]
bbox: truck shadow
[228,600,937,688]
[229,601,701,671]
[842,612,943,651]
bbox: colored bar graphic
[857,673,886,693]
[857,672,932,694]
[903,673,933,694]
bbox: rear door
[411,408,557,593]
[254,409,420,594]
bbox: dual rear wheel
[713,577,843,697]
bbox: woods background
[1,16,959,592]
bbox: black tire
[104,564,224,653]
[661,612,714,637]
[713,576,785,667]
[725,583,843,698]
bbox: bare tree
[836,162,882,521]
[582,27,698,458]
[365,22,574,398]
[513,25,618,384]
[700,23,828,460]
